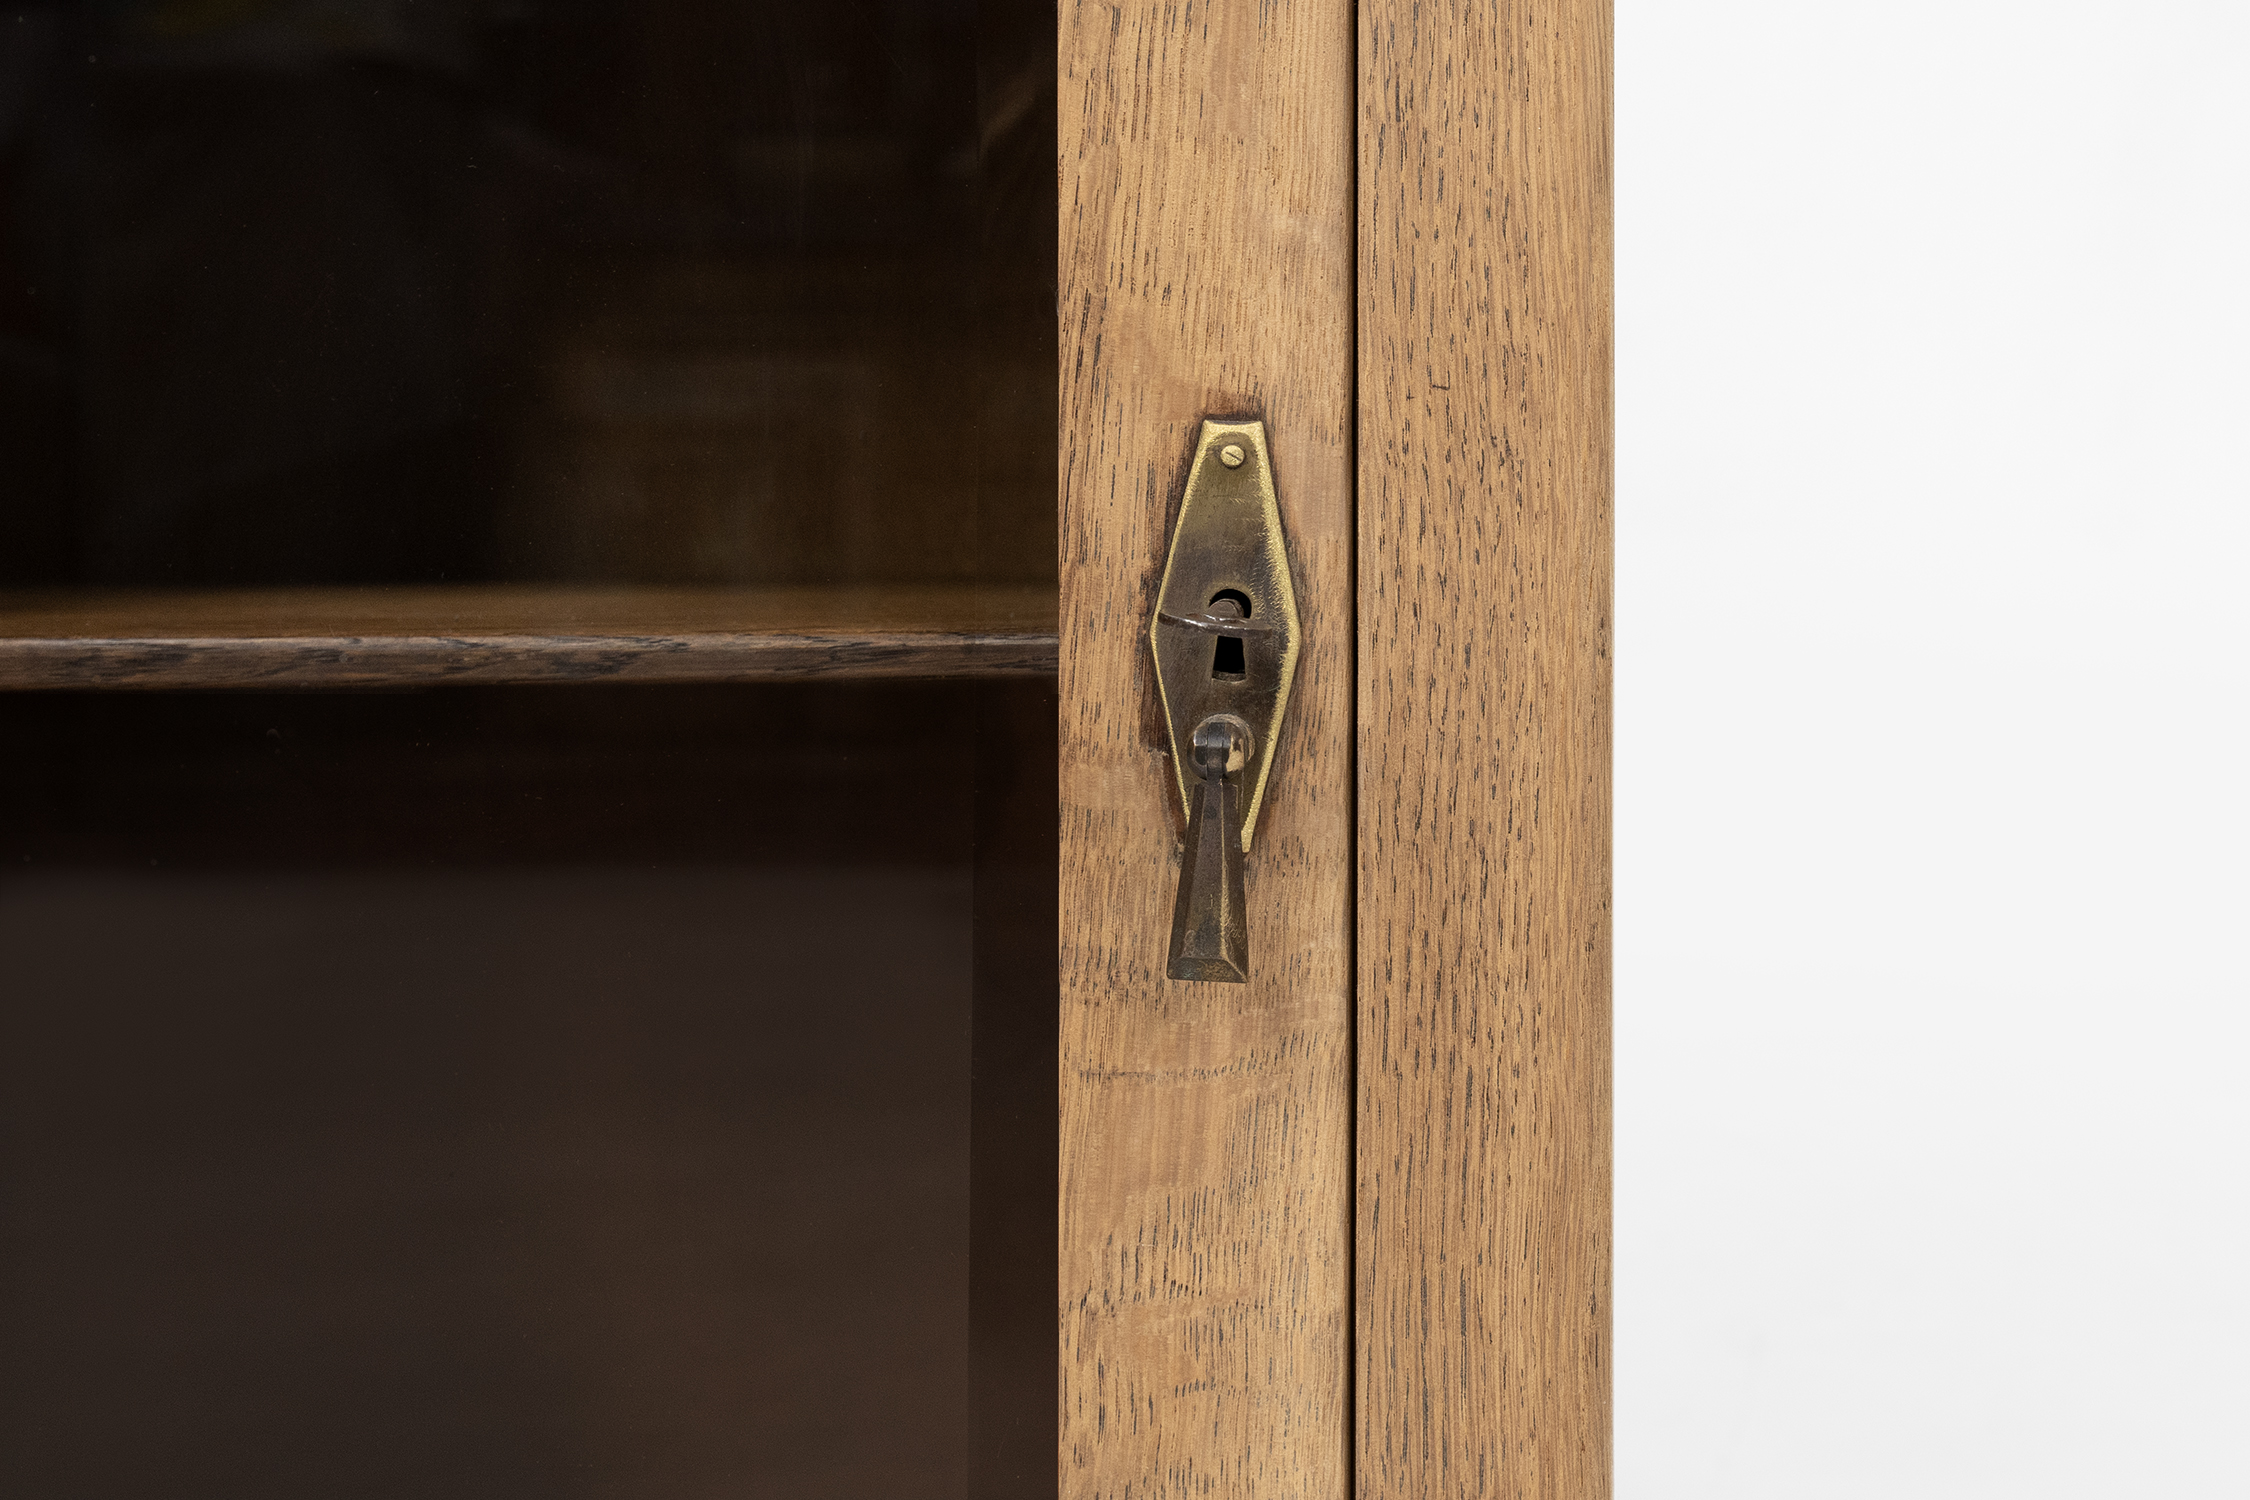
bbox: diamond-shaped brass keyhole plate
[1149,419,1301,851]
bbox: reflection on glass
[0,1,1053,588]
[0,3,1058,1497]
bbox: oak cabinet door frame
[1059,1,1612,1496]
[1057,0,1356,1493]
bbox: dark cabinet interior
[1,0,1054,590]
[0,3,1057,1496]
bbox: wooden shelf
[0,585,1058,690]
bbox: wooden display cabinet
[0,1,1608,1495]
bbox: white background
[1616,1,2250,1492]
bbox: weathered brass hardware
[1150,419,1300,984]
[1167,714,1254,981]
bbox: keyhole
[1207,589,1252,681]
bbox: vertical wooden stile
[1356,1,1616,1497]
[1057,0,1356,1494]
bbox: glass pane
[0,0,1057,1495]
[0,680,1056,1498]
[0,0,1054,590]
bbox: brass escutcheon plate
[1149,419,1301,852]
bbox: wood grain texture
[1357,1,1614,1496]
[1058,0,1354,1495]
[0,586,1056,689]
